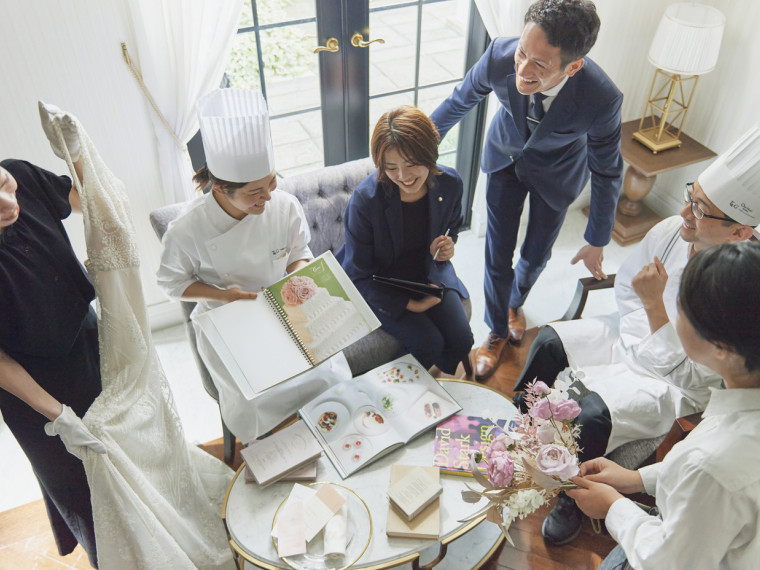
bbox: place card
[275,498,306,557]
[303,484,347,541]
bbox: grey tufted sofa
[150,157,471,463]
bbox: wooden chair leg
[222,419,236,466]
[462,355,474,381]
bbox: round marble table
[222,379,518,569]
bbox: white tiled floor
[0,206,637,513]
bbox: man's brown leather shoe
[508,307,526,344]
[474,333,508,381]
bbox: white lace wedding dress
[62,120,234,569]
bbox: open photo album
[298,355,462,478]
[194,251,381,398]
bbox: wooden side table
[610,119,716,245]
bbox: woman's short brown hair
[371,105,441,191]
[192,165,248,195]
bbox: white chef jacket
[157,191,353,442]
[550,216,723,452]
[606,387,760,569]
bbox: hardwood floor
[0,328,617,569]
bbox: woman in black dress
[0,108,104,566]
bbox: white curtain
[468,0,531,235]
[123,0,243,204]
[59,119,234,569]
[469,0,760,223]
[474,0,531,38]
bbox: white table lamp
[634,3,725,153]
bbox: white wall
[0,0,171,312]
[591,0,760,215]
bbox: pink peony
[535,444,579,481]
[536,422,557,445]
[280,276,318,305]
[530,398,552,420]
[551,398,582,421]
[485,434,514,459]
[531,381,551,395]
[487,450,515,487]
[529,397,581,422]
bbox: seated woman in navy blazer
[338,105,473,375]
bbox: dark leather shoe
[508,307,526,344]
[474,333,508,381]
[511,391,529,414]
[542,492,583,545]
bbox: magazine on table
[298,354,462,479]
[433,414,513,477]
[194,251,381,398]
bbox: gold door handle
[351,33,385,48]
[313,37,339,53]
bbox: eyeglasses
[683,183,736,223]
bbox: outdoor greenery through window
[225,0,472,176]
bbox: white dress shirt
[539,75,568,113]
[606,387,760,569]
[550,216,723,452]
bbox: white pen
[433,228,451,261]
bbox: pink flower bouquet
[460,372,582,545]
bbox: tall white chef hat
[197,88,275,183]
[698,123,760,236]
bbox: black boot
[542,492,583,545]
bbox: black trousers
[513,325,612,462]
[1,308,100,567]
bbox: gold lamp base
[632,126,682,154]
[633,69,699,155]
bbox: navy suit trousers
[376,290,473,374]
[484,164,568,336]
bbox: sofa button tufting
[312,222,318,230]
[336,215,342,222]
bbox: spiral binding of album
[263,289,318,366]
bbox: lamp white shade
[648,3,725,75]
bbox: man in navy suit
[430,0,623,384]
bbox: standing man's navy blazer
[337,165,468,320]
[430,36,623,336]
[431,36,623,245]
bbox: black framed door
[197,0,489,225]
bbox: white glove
[38,100,81,162]
[45,404,107,459]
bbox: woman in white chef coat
[568,241,760,569]
[158,89,350,443]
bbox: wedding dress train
[57,117,234,569]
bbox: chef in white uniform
[568,239,760,570]
[517,124,760,545]
[157,89,351,443]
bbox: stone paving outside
[230,0,472,177]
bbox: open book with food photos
[298,355,462,478]
[195,251,380,398]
